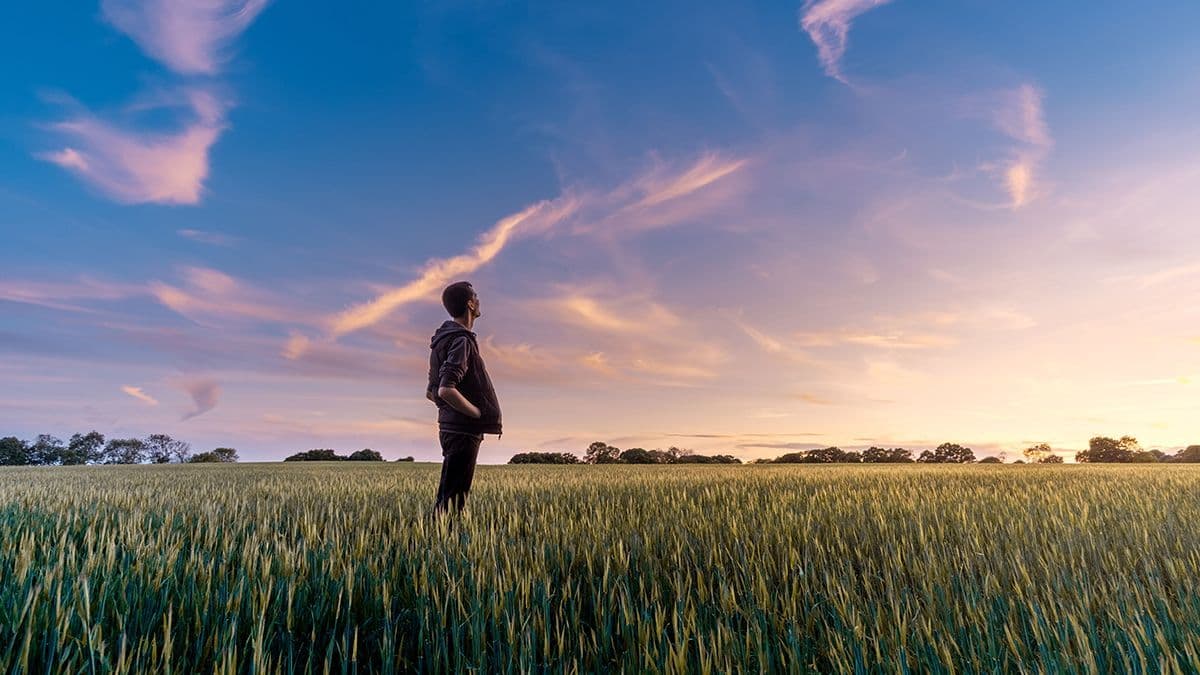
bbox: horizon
[5,1,1200,463]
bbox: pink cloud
[120,385,159,406]
[800,0,895,84]
[38,89,227,205]
[102,0,270,75]
[176,377,221,420]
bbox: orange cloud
[120,385,159,406]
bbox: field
[1,463,1198,673]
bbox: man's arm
[437,386,481,418]
[437,335,481,418]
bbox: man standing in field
[427,281,502,515]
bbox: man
[427,281,502,515]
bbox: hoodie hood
[430,320,475,349]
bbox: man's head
[442,281,481,320]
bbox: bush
[285,449,343,462]
[348,449,384,461]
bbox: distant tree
[584,441,621,464]
[509,452,581,464]
[348,449,384,461]
[395,456,415,462]
[1013,459,1026,464]
[773,452,809,464]
[1077,436,1138,463]
[285,449,343,461]
[1131,449,1166,463]
[1172,445,1200,463]
[619,448,671,464]
[190,447,239,463]
[1023,443,1053,464]
[63,431,105,465]
[0,437,31,466]
[802,446,860,463]
[103,438,146,464]
[978,456,1003,464]
[144,434,192,464]
[665,446,693,462]
[673,454,742,464]
[918,443,976,464]
[1038,454,1064,464]
[861,446,913,463]
[29,434,66,466]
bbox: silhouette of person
[427,281,502,516]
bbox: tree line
[509,437,1200,465]
[283,448,414,462]
[0,432,238,465]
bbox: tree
[63,431,105,465]
[144,434,191,464]
[509,452,581,464]
[619,448,671,464]
[1077,436,1138,463]
[189,447,239,463]
[917,443,976,463]
[584,441,621,464]
[1023,443,1053,464]
[1173,445,1200,463]
[285,449,343,461]
[29,434,65,466]
[0,437,30,466]
[665,446,693,462]
[395,456,415,462]
[802,446,860,463]
[979,456,1003,464]
[348,449,384,461]
[103,438,146,464]
[674,454,742,464]
[861,446,913,463]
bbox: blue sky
[4,1,1200,462]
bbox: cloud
[549,292,682,334]
[326,151,746,338]
[178,229,239,246]
[987,84,1053,208]
[328,197,581,337]
[39,89,227,205]
[149,265,301,324]
[0,276,142,313]
[799,0,895,83]
[177,377,221,420]
[120,385,159,406]
[101,0,270,75]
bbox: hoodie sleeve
[438,335,473,389]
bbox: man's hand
[437,386,482,418]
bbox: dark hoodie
[427,320,502,437]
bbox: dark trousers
[434,430,482,514]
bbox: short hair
[442,281,475,318]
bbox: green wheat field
[2,462,1198,673]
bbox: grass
[1,462,1198,673]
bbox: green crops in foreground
[1,464,1199,674]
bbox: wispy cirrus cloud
[39,87,227,205]
[120,385,159,406]
[101,0,270,76]
[39,1,269,205]
[176,377,221,420]
[985,84,1052,208]
[327,197,582,338]
[799,0,895,84]
[178,228,239,246]
[326,151,747,339]
[149,265,304,325]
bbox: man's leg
[434,431,482,514]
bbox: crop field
[1,462,1198,673]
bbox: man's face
[469,292,481,319]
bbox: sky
[3,1,1200,463]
